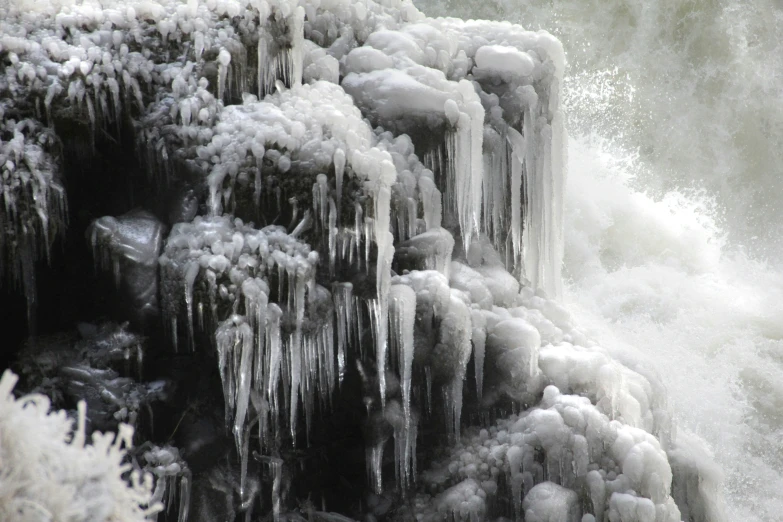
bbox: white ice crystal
[0,369,160,522]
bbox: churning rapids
[0,0,781,521]
[418,0,783,520]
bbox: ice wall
[0,0,724,520]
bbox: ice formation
[88,209,164,325]
[0,118,66,329]
[14,321,167,433]
[416,386,681,522]
[0,369,160,521]
[142,445,192,522]
[0,0,726,520]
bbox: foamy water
[413,0,783,518]
[564,136,783,521]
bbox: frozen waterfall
[0,0,726,520]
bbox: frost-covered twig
[0,369,162,522]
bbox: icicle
[257,6,304,95]
[363,217,373,273]
[288,260,308,439]
[367,298,386,408]
[444,378,463,444]
[521,96,538,286]
[234,321,254,456]
[257,34,267,98]
[367,441,384,494]
[240,416,253,505]
[418,174,442,231]
[467,97,485,233]
[405,197,417,240]
[389,285,415,424]
[270,457,283,522]
[317,174,329,229]
[444,89,483,254]
[218,49,231,101]
[290,7,305,88]
[333,282,353,385]
[471,310,486,404]
[328,199,337,274]
[482,125,508,250]
[507,126,525,274]
[184,261,200,350]
[207,165,228,216]
[85,95,96,143]
[44,81,60,125]
[440,296,472,442]
[178,474,190,522]
[216,316,241,430]
[166,476,177,517]
[171,316,179,352]
[323,319,336,399]
[334,148,346,218]
[267,304,283,415]
[290,210,312,239]
[389,285,417,491]
[355,203,364,269]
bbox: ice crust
[0,0,725,520]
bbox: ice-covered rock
[88,209,164,326]
[417,386,682,521]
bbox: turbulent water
[413,0,783,519]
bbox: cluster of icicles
[0,0,723,520]
[0,118,67,328]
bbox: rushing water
[413,0,783,519]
